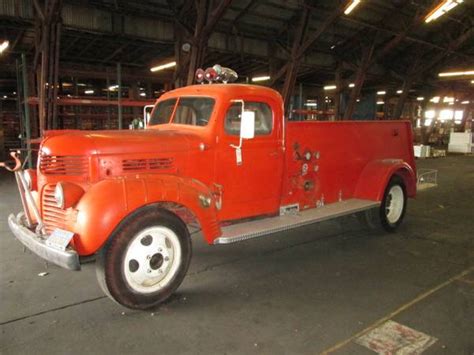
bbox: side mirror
[241,110,255,139]
[143,105,155,128]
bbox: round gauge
[304,151,312,161]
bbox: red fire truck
[5,69,416,309]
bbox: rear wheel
[358,175,407,232]
[96,207,192,309]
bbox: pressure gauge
[304,151,312,161]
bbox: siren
[213,64,238,83]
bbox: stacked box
[448,132,473,154]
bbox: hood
[41,129,201,157]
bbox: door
[215,100,284,221]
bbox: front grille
[122,158,174,172]
[40,155,88,176]
[42,184,68,234]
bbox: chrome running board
[214,199,379,245]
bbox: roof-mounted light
[195,65,238,84]
[195,68,205,84]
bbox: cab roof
[159,84,283,103]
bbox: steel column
[343,36,377,120]
[117,62,123,130]
[21,54,32,168]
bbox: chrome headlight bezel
[54,183,65,209]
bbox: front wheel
[358,175,407,232]
[96,207,192,309]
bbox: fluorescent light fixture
[251,76,271,82]
[323,85,337,91]
[76,83,86,87]
[461,101,469,104]
[140,92,146,97]
[305,103,317,107]
[417,97,425,101]
[0,40,9,54]
[425,110,436,119]
[377,91,386,95]
[84,90,94,94]
[430,96,440,103]
[344,0,361,15]
[424,119,433,126]
[425,0,464,23]
[348,83,355,88]
[454,110,464,121]
[438,70,474,77]
[396,90,403,94]
[448,102,454,105]
[377,101,385,105]
[150,61,176,72]
[443,96,454,103]
[108,85,119,91]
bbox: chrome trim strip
[8,213,80,271]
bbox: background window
[225,102,273,135]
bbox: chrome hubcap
[385,185,404,224]
[123,226,181,293]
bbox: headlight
[54,183,65,209]
[54,182,85,210]
[23,169,37,191]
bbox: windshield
[149,97,215,126]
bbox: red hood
[41,129,200,156]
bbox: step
[214,199,379,245]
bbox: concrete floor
[1,156,473,354]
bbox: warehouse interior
[1,0,473,353]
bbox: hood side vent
[122,158,174,172]
[40,155,88,176]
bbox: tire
[358,175,407,233]
[96,206,192,310]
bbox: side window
[225,101,273,136]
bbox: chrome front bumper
[8,213,80,271]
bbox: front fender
[71,175,221,255]
[354,159,416,202]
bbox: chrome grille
[122,158,174,172]
[42,184,68,234]
[40,155,88,176]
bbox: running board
[214,199,379,245]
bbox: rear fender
[72,175,221,255]
[354,159,416,202]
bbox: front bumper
[8,213,80,271]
